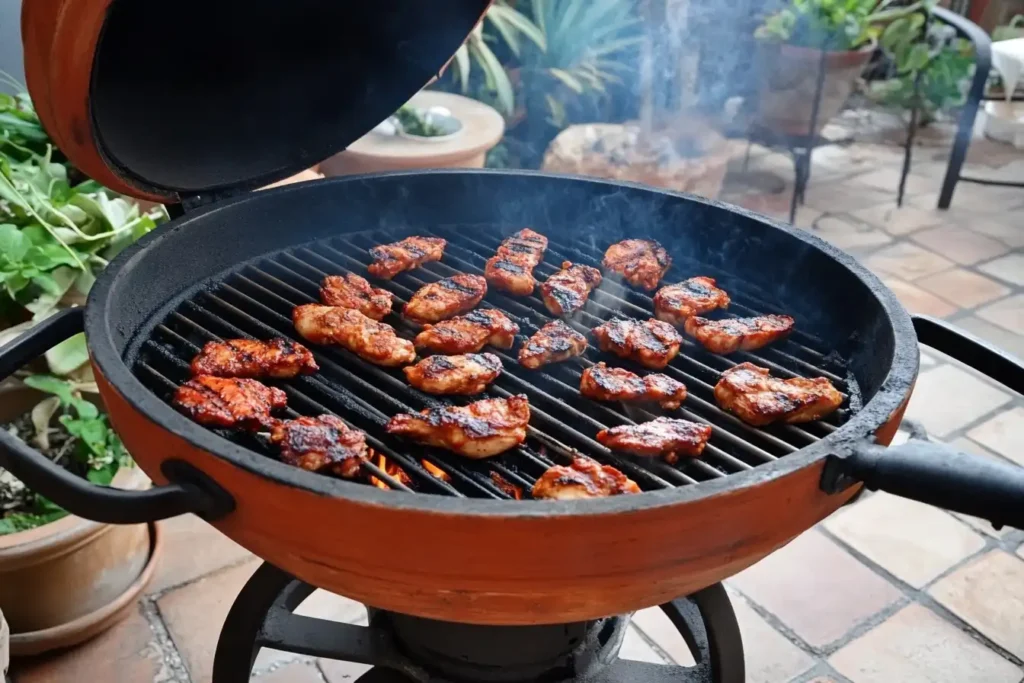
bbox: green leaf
[25,266,77,318]
[45,332,90,376]
[86,464,117,486]
[906,42,931,71]
[0,223,29,262]
[0,508,68,535]
[24,374,76,405]
[547,68,585,93]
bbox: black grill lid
[87,0,490,198]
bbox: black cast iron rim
[211,562,745,683]
[85,170,919,516]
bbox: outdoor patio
[6,134,1023,683]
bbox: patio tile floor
[6,139,1024,682]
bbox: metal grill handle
[0,308,233,524]
[824,315,1024,530]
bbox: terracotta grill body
[4,0,1022,633]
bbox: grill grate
[130,225,857,500]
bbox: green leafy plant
[393,105,448,137]
[870,11,974,123]
[0,376,133,535]
[0,77,167,371]
[520,0,643,127]
[755,0,923,50]
[449,1,547,116]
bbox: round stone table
[320,91,505,176]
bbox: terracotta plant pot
[755,42,876,137]
[0,387,161,656]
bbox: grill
[129,224,858,500]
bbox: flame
[490,472,523,500]
[369,452,411,490]
[421,459,452,483]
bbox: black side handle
[823,314,1024,529]
[0,308,233,524]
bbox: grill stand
[212,563,744,683]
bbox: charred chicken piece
[189,338,318,379]
[386,395,531,458]
[404,274,488,324]
[518,320,588,369]
[484,228,549,295]
[580,362,687,410]
[654,277,730,326]
[684,314,795,354]
[532,455,641,500]
[293,305,416,367]
[596,417,712,464]
[319,273,394,320]
[602,239,671,291]
[403,353,503,395]
[541,261,603,316]
[174,375,287,430]
[592,317,682,370]
[414,309,519,354]
[715,362,843,426]
[367,236,446,280]
[270,415,369,478]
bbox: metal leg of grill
[213,562,743,683]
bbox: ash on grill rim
[87,170,919,515]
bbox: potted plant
[753,0,917,136]
[0,377,160,656]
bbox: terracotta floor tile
[725,589,815,683]
[729,530,902,649]
[849,203,943,235]
[803,183,894,214]
[967,407,1024,466]
[157,560,293,683]
[914,268,1010,309]
[792,206,826,229]
[631,607,696,665]
[824,492,985,588]
[318,659,372,683]
[14,602,167,683]
[850,167,937,196]
[1018,544,1024,560]
[148,515,254,594]
[978,253,1024,287]
[807,215,893,252]
[619,624,670,664]
[911,226,1009,265]
[968,217,1024,248]
[880,277,959,318]
[929,551,1024,660]
[902,364,1012,438]
[954,316,1024,362]
[253,661,325,682]
[867,242,955,280]
[294,590,367,625]
[828,603,1021,683]
[978,294,1024,336]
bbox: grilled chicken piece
[484,228,549,295]
[518,320,588,369]
[174,375,286,430]
[532,455,640,500]
[403,353,503,395]
[319,273,393,320]
[596,417,712,464]
[414,309,519,354]
[654,277,730,326]
[293,305,416,367]
[270,415,369,478]
[367,236,446,279]
[715,362,842,426]
[592,317,682,370]
[580,362,687,410]
[386,395,530,458]
[404,274,488,324]
[602,239,671,291]
[190,338,318,379]
[684,314,795,354]
[541,261,603,316]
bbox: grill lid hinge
[169,188,252,218]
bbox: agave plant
[449,1,546,116]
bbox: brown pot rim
[8,521,163,657]
[776,39,877,66]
